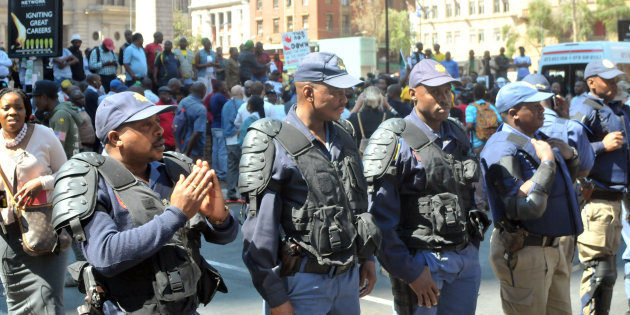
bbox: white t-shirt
[53,48,73,80]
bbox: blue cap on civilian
[522,74,551,93]
[409,59,461,88]
[109,79,127,92]
[95,92,175,142]
[294,52,362,88]
[495,82,554,113]
[584,59,624,80]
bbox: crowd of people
[1,29,630,315]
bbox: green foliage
[378,9,413,56]
[595,0,630,37]
[502,25,519,58]
[526,0,556,45]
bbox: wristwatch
[209,205,229,226]
[569,147,579,160]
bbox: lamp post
[385,0,389,74]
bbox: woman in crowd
[0,88,70,313]
[238,95,265,147]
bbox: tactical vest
[573,98,629,189]
[364,118,478,250]
[239,119,368,266]
[483,130,583,237]
[52,152,201,314]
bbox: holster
[67,261,106,315]
[499,228,527,254]
[468,210,491,241]
[279,241,302,277]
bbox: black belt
[523,234,558,247]
[590,190,624,201]
[411,241,469,253]
[297,257,353,276]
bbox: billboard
[281,30,310,69]
[7,0,63,58]
[620,20,630,42]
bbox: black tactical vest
[365,118,478,250]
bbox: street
[0,203,626,314]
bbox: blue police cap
[409,59,460,88]
[584,59,624,80]
[496,82,554,113]
[522,74,551,92]
[95,92,176,142]
[294,52,362,88]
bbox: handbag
[0,125,71,256]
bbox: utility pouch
[310,205,357,257]
[355,212,382,260]
[197,260,228,306]
[152,244,200,302]
[463,159,480,184]
[499,229,527,253]
[279,241,302,277]
[430,193,466,237]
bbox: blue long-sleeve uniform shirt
[367,111,473,284]
[80,159,238,278]
[221,98,244,138]
[541,108,594,173]
[241,105,357,308]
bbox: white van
[538,41,630,95]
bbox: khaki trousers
[490,228,572,315]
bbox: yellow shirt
[434,52,446,63]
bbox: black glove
[468,209,491,241]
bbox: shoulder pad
[248,117,282,137]
[238,128,275,196]
[163,151,193,184]
[379,118,407,134]
[52,156,99,240]
[72,152,106,167]
[362,124,399,181]
[334,118,356,139]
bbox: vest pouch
[430,193,466,237]
[463,159,480,184]
[340,157,369,211]
[152,244,201,302]
[309,205,357,257]
[355,212,382,260]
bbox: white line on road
[206,260,394,306]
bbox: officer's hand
[15,178,44,208]
[170,162,213,219]
[199,166,229,223]
[270,301,294,315]
[546,138,574,160]
[359,260,376,297]
[408,266,439,308]
[531,139,554,162]
[603,131,624,152]
[518,180,533,197]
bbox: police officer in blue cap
[481,81,582,314]
[364,58,489,314]
[569,59,629,315]
[239,52,380,315]
[52,92,238,313]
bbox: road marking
[206,259,250,274]
[206,260,395,306]
[361,295,393,306]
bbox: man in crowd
[571,80,588,107]
[145,31,163,82]
[156,86,177,152]
[433,43,446,63]
[118,29,133,68]
[215,47,226,83]
[154,40,182,88]
[68,88,96,152]
[88,38,118,93]
[386,83,412,118]
[209,81,229,182]
[143,78,159,104]
[53,47,78,86]
[224,47,240,89]
[123,33,148,87]
[238,40,267,85]
[221,85,245,203]
[494,47,510,79]
[195,38,217,96]
[178,82,208,161]
[514,46,531,81]
[0,45,11,86]
[98,78,127,105]
[252,42,270,82]
[441,51,459,79]
[84,74,102,129]
[68,34,86,83]
[408,42,425,69]
[173,36,196,86]
[168,78,185,103]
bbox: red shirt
[254,51,271,76]
[455,103,468,123]
[145,43,163,73]
[156,100,176,147]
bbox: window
[503,0,509,12]
[454,31,461,43]
[424,33,430,45]
[257,0,262,11]
[478,1,484,14]
[446,4,453,17]
[494,28,501,41]
[494,0,500,12]
[287,0,292,6]
[431,6,437,18]
[446,32,453,44]
[257,20,263,36]
[227,12,231,25]
[274,0,278,8]
[469,30,476,43]
[342,0,349,6]
[273,18,280,33]
[326,14,333,31]
[210,14,215,27]
[455,2,461,16]
[478,29,485,43]
[287,16,294,32]
[302,15,309,30]
[432,33,437,44]
[469,0,476,15]
[342,15,350,34]
[228,35,231,45]
[219,13,224,26]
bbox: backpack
[472,101,499,142]
[172,104,188,150]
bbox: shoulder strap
[96,157,137,191]
[583,98,604,110]
[274,121,312,157]
[357,112,366,138]
[400,119,432,151]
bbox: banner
[281,30,310,69]
[7,0,63,58]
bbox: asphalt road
[0,204,626,314]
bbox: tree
[502,25,520,58]
[559,0,594,42]
[525,0,557,54]
[378,9,413,56]
[350,0,384,39]
[594,0,630,39]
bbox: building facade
[190,0,251,50]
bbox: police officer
[52,92,238,313]
[570,59,629,315]
[364,59,489,314]
[523,74,595,268]
[481,81,582,314]
[239,52,380,315]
